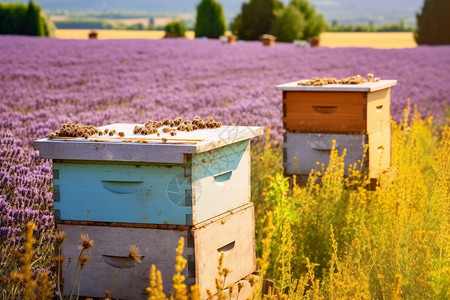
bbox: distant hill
[3,0,424,25]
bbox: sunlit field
[55,30,416,48]
[320,32,417,48]
[55,29,196,40]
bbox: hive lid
[276,80,397,92]
[34,124,263,164]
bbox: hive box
[58,203,255,300]
[283,129,390,177]
[277,80,396,178]
[277,80,396,133]
[34,124,263,225]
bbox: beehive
[58,203,255,300]
[276,80,396,178]
[34,123,263,225]
[35,123,262,299]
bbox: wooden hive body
[51,140,250,225]
[277,80,396,179]
[58,204,255,300]
[35,125,262,225]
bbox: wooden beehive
[276,80,396,178]
[58,203,256,300]
[261,34,276,46]
[228,35,237,44]
[88,31,98,39]
[35,124,263,225]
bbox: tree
[165,20,186,38]
[0,1,53,36]
[415,0,450,45]
[24,0,45,36]
[231,0,284,40]
[195,0,226,38]
[289,0,327,40]
[270,5,306,42]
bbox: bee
[162,137,168,143]
[173,117,182,125]
[119,132,125,137]
[104,128,109,134]
[192,125,198,130]
[156,122,163,128]
[184,120,192,125]
[186,126,193,132]
[170,131,176,136]
[156,132,160,137]
[133,126,142,134]
[98,132,103,136]
[162,128,173,133]
[47,133,56,139]
[177,124,186,131]
[162,118,170,125]
[109,131,114,136]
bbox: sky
[3,0,424,24]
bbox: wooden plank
[57,204,255,300]
[53,162,192,225]
[194,204,255,300]
[367,88,391,134]
[276,79,397,92]
[34,125,263,163]
[368,125,391,178]
[191,141,251,225]
[53,141,251,225]
[283,91,366,132]
[284,132,367,175]
[58,224,192,299]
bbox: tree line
[0,0,449,45]
[0,0,54,36]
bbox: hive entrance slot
[217,241,235,253]
[214,171,232,183]
[312,106,338,114]
[101,180,143,194]
[102,254,145,268]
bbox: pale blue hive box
[34,123,263,226]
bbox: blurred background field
[54,29,196,40]
[54,29,416,48]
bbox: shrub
[270,4,306,42]
[289,0,327,40]
[231,0,284,40]
[165,20,186,38]
[194,0,226,38]
[415,0,450,45]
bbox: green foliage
[23,1,44,36]
[251,106,450,298]
[231,0,284,40]
[165,20,186,38]
[194,0,226,38]
[415,0,450,45]
[270,4,306,42]
[328,19,415,32]
[0,1,53,36]
[54,20,113,30]
[289,0,327,40]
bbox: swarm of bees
[47,122,99,139]
[47,117,222,140]
[132,116,222,137]
[297,73,380,86]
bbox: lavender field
[1,35,449,296]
